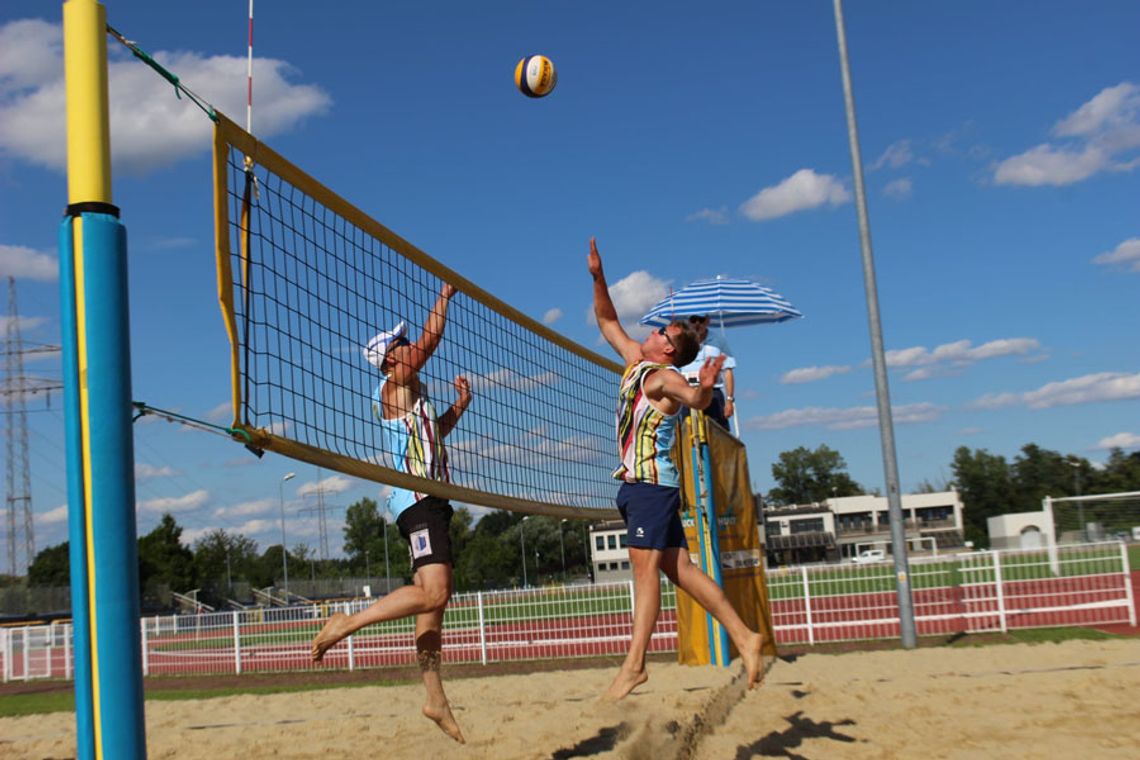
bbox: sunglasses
[390,336,410,349]
[688,315,708,325]
[656,326,678,351]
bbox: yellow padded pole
[64,0,112,205]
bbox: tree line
[762,442,1140,547]
[25,499,593,609]
[21,442,1140,608]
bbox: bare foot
[311,612,352,663]
[601,665,649,702]
[740,631,765,689]
[423,702,466,743]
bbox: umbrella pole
[715,312,741,437]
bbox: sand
[2,638,1139,759]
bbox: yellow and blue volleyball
[515,55,558,98]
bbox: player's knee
[424,584,451,611]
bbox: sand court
[2,638,1139,759]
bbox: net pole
[61,1,146,757]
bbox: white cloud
[968,371,1140,410]
[745,402,944,431]
[586,269,670,338]
[0,18,331,175]
[205,402,232,423]
[1093,237,1140,272]
[685,207,729,225]
[870,140,914,170]
[884,337,1042,380]
[297,475,353,497]
[135,462,177,480]
[36,503,68,526]
[994,81,1140,186]
[0,244,57,281]
[213,498,274,519]
[739,169,850,221]
[471,368,558,394]
[780,365,851,384]
[138,489,209,513]
[0,315,46,333]
[883,178,913,200]
[542,307,563,325]
[1093,432,1140,451]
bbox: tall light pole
[559,519,567,579]
[382,514,391,594]
[584,523,592,582]
[834,0,915,648]
[520,516,529,587]
[1069,461,1085,540]
[279,472,295,597]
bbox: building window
[619,533,628,548]
[608,535,617,550]
[595,536,604,551]
[791,518,824,534]
[621,561,630,570]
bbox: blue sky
[1,1,1138,565]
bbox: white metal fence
[3,542,1134,681]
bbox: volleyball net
[211,113,622,518]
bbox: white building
[764,490,965,565]
[987,510,1055,550]
[589,520,632,582]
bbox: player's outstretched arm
[588,238,641,365]
[657,355,726,410]
[439,375,472,439]
[390,283,457,385]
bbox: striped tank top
[612,361,680,487]
[373,378,450,519]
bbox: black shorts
[616,482,688,551]
[395,496,454,570]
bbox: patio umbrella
[638,276,802,328]
[638,276,802,436]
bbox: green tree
[193,529,261,601]
[28,541,71,587]
[343,497,382,562]
[950,447,1016,548]
[137,513,195,601]
[767,445,862,505]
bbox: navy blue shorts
[616,482,688,550]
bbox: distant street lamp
[559,519,567,578]
[382,515,391,594]
[520,516,530,587]
[1069,461,1085,541]
[279,472,296,597]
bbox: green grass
[0,678,415,718]
[946,626,1120,647]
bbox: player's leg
[603,545,661,701]
[660,547,765,688]
[414,563,465,743]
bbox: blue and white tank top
[373,379,450,519]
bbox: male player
[311,282,470,743]
[587,238,764,701]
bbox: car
[851,549,886,564]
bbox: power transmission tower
[2,277,62,575]
[298,468,337,560]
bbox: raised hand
[441,282,458,299]
[698,354,727,390]
[454,375,472,406]
[587,237,604,280]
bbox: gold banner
[675,417,777,665]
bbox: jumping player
[587,238,764,701]
[310,282,470,743]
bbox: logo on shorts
[410,528,433,559]
[636,527,645,537]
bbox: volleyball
[515,55,558,98]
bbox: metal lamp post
[520,516,529,587]
[382,515,391,594]
[559,519,567,579]
[279,472,295,597]
[1069,461,1085,540]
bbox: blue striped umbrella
[638,276,803,328]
